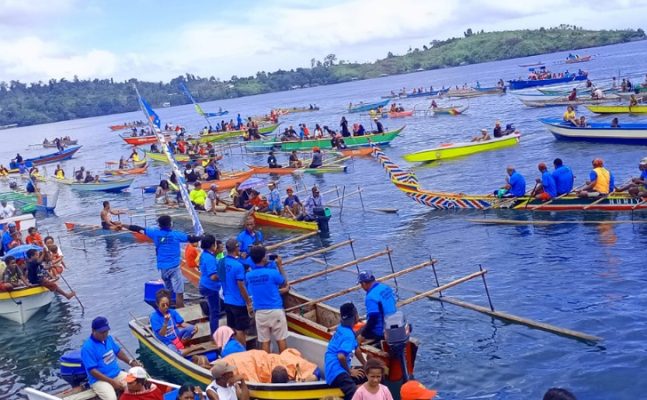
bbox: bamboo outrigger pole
[266,231,319,251]
[290,249,392,285]
[282,239,353,266]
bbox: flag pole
[179,82,213,128]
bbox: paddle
[58,274,84,313]
[523,183,540,209]
[531,183,587,210]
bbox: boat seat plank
[63,389,97,400]
[176,304,205,323]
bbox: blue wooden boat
[67,178,134,193]
[508,73,588,90]
[9,146,81,169]
[404,88,449,98]
[348,99,390,113]
[540,118,647,144]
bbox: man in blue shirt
[236,218,263,269]
[616,158,647,198]
[552,158,575,196]
[81,316,140,400]
[357,270,397,342]
[222,238,253,346]
[127,215,202,308]
[324,302,367,400]
[245,245,289,354]
[1,222,17,253]
[495,166,526,198]
[535,162,557,202]
[266,182,282,215]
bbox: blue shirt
[245,267,284,311]
[552,166,574,195]
[2,231,12,252]
[268,189,282,213]
[199,251,221,292]
[150,309,184,345]
[223,255,246,306]
[237,229,263,254]
[144,227,189,270]
[249,260,277,270]
[284,195,301,207]
[541,171,557,198]
[221,338,246,357]
[81,335,121,384]
[589,169,615,193]
[508,171,526,197]
[324,325,357,384]
[365,282,397,337]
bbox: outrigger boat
[348,99,390,113]
[0,191,57,213]
[540,118,647,144]
[64,221,152,242]
[24,377,187,400]
[0,286,54,324]
[190,123,280,144]
[9,146,81,169]
[519,96,619,108]
[430,104,469,115]
[374,149,647,211]
[245,127,404,152]
[387,110,414,118]
[508,71,588,90]
[586,104,647,114]
[404,133,521,162]
[248,164,347,175]
[252,210,320,231]
[42,139,78,148]
[104,161,148,176]
[178,207,250,228]
[120,134,172,146]
[65,178,134,193]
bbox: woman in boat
[340,116,351,137]
[313,124,324,138]
[176,384,205,400]
[199,234,222,336]
[288,151,303,168]
[155,180,174,205]
[213,325,246,358]
[567,88,577,101]
[150,288,198,354]
[562,105,577,125]
[309,147,323,168]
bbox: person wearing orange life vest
[577,158,615,197]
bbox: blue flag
[140,97,161,128]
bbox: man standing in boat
[127,215,203,308]
[357,271,397,343]
[222,238,253,346]
[236,218,263,261]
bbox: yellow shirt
[189,189,207,205]
[592,167,611,194]
[55,170,65,179]
[132,153,140,162]
[563,110,576,121]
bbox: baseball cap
[211,360,235,379]
[8,222,16,228]
[91,316,110,332]
[340,302,357,326]
[400,380,437,400]
[357,270,375,284]
[125,366,149,383]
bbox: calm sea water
[1,40,647,400]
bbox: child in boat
[351,359,394,400]
[25,249,75,300]
[25,227,44,246]
[46,244,65,277]
[184,239,200,270]
[1,256,30,290]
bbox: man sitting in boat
[302,186,324,221]
[309,147,323,168]
[492,121,503,138]
[120,366,164,400]
[267,151,280,168]
[578,158,615,198]
[266,182,282,214]
[355,124,366,136]
[591,86,605,100]
[578,116,589,128]
[1,256,30,290]
[611,118,620,128]
[0,164,9,176]
[567,88,577,101]
[288,151,303,168]
[325,302,367,400]
[534,163,557,202]
[357,270,398,343]
[282,187,303,219]
[205,360,250,400]
[205,184,226,213]
[374,118,385,134]
[81,316,141,400]
[101,201,125,230]
[189,182,208,210]
[562,106,577,126]
[151,288,198,354]
[494,166,527,198]
[552,158,574,196]
[471,129,491,142]
[615,158,647,198]
[0,200,15,219]
[26,248,75,300]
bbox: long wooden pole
[531,183,587,210]
[282,239,353,266]
[469,218,647,225]
[286,259,435,312]
[396,270,486,307]
[289,249,392,285]
[266,231,319,251]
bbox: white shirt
[0,203,16,219]
[206,381,238,400]
[205,190,218,211]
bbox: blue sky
[1,0,646,83]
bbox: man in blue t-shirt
[1,222,17,253]
[236,218,263,269]
[552,158,574,196]
[357,270,397,342]
[495,166,526,198]
[324,302,367,400]
[535,162,557,202]
[81,316,140,400]
[222,238,253,346]
[616,158,647,198]
[245,245,289,354]
[127,215,202,308]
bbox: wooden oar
[468,218,647,225]
[58,274,84,313]
[266,231,319,251]
[322,155,351,167]
[396,269,487,307]
[530,183,587,210]
[325,204,398,214]
[290,249,393,285]
[282,240,353,266]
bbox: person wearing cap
[189,182,207,210]
[400,380,437,400]
[1,222,17,253]
[81,316,141,400]
[267,151,281,169]
[302,186,324,221]
[471,128,491,142]
[357,271,397,343]
[282,187,303,219]
[206,360,250,400]
[205,184,226,213]
[324,302,367,400]
[0,199,15,219]
[119,366,163,400]
[616,158,647,197]
[127,215,203,308]
[222,238,253,345]
[534,162,557,201]
[245,245,289,354]
[266,182,283,215]
[552,158,574,196]
[494,166,526,198]
[578,158,615,198]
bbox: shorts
[255,309,288,343]
[225,303,251,331]
[101,221,110,230]
[537,192,552,201]
[91,371,128,400]
[160,266,184,294]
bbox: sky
[1,0,646,84]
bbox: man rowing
[534,163,557,202]
[101,201,125,230]
[615,158,647,197]
[577,158,615,198]
[494,166,526,198]
[552,158,574,196]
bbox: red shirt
[25,233,43,246]
[119,385,164,400]
[185,244,199,269]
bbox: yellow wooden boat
[404,133,520,162]
[0,286,53,324]
[586,105,647,114]
[252,211,319,231]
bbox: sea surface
[1,40,647,400]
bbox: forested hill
[1,26,644,127]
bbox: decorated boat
[104,162,148,176]
[540,118,647,144]
[275,106,320,114]
[348,99,390,113]
[508,72,588,90]
[24,376,184,400]
[42,139,78,148]
[431,104,469,115]
[403,133,521,162]
[201,170,254,191]
[190,123,280,144]
[0,286,54,324]
[339,147,374,157]
[252,211,319,231]
[144,150,197,163]
[64,221,152,242]
[0,191,57,213]
[245,127,404,152]
[65,178,134,193]
[248,164,347,175]
[586,104,647,114]
[9,146,81,169]
[374,149,647,211]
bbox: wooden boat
[248,164,347,175]
[120,134,172,146]
[586,104,647,114]
[340,147,374,157]
[144,150,197,163]
[508,73,588,90]
[104,162,148,176]
[537,86,616,96]
[518,61,543,67]
[404,133,521,162]
[24,377,183,400]
[190,123,280,144]
[129,303,346,399]
[431,104,469,115]
[275,106,320,114]
[65,178,134,193]
[177,207,249,228]
[42,139,78,148]
[446,87,503,98]
[565,55,592,64]
[0,214,37,234]
[374,149,647,211]
[109,122,144,131]
[202,170,254,191]
[403,88,449,98]
[387,110,414,118]
[519,96,619,108]
[0,191,55,214]
[9,146,81,169]
[253,211,319,231]
[348,99,390,113]
[246,127,404,152]
[540,118,647,144]
[64,221,152,242]
[0,286,53,324]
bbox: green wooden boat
[245,127,404,151]
[189,123,280,144]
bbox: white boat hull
[0,287,53,324]
[544,124,647,144]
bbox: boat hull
[404,133,520,162]
[348,99,390,113]
[104,163,148,176]
[565,55,592,64]
[192,123,280,144]
[14,146,81,168]
[586,105,647,114]
[43,140,77,148]
[387,111,413,118]
[202,170,254,191]
[252,211,319,231]
[0,287,53,324]
[508,74,588,90]
[249,165,347,175]
[540,118,647,144]
[432,105,468,115]
[68,178,134,192]
[246,128,404,152]
[64,221,152,242]
[177,208,249,228]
